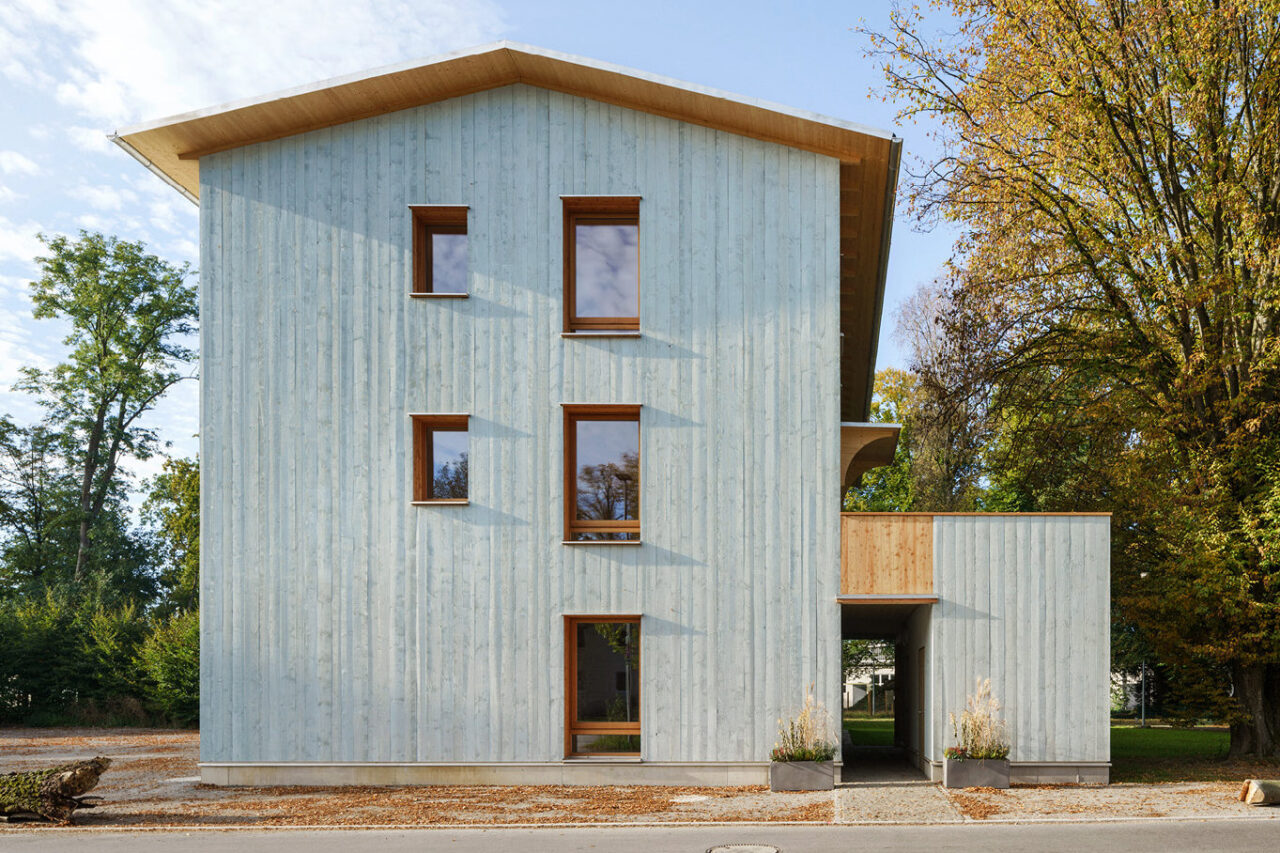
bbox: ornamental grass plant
[771,689,837,762]
[946,678,1010,760]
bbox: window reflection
[575,419,639,522]
[431,231,468,294]
[574,222,638,317]
[431,430,467,499]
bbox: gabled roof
[112,42,900,421]
[111,41,894,203]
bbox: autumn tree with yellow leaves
[866,0,1280,754]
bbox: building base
[924,760,1110,785]
[199,760,774,787]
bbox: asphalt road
[2,820,1278,852]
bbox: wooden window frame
[564,615,642,758]
[410,205,469,297]
[410,414,469,504]
[563,196,640,331]
[563,404,641,542]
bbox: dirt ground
[1,729,1277,828]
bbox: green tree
[142,457,199,615]
[868,0,1280,753]
[18,232,196,582]
[0,418,70,595]
[845,369,918,511]
[137,610,200,725]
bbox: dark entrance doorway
[839,600,933,783]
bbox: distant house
[114,42,1110,786]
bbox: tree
[867,0,1280,754]
[0,418,70,596]
[845,369,919,512]
[18,232,197,582]
[141,457,199,615]
[577,452,640,525]
[431,452,468,501]
[842,639,894,682]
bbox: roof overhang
[110,40,896,203]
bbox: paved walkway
[4,822,1280,852]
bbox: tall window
[564,616,641,756]
[410,206,468,295]
[563,197,640,331]
[563,405,640,541]
[411,414,468,502]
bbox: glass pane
[431,430,468,499]
[575,419,639,521]
[570,530,640,542]
[575,622,640,724]
[574,222,638,317]
[431,231,468,293]
[572,734,641,754]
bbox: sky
[0,0,956,482]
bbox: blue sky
[0,0,955,481]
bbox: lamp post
[615,471,633,520]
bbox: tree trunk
[1239,779,1280,805]
[0,757,111,823]
[1229,663,1280,758]
[72,402,109,582]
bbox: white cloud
[66,125,113,153]
[0,186,22,205]
[0,150,40,176]
[0,273,28,296]
[0,216,44,263]
[69,181,137,211]
[2,0,506,126]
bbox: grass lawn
[1109,724,1280,783]
[844,717,1280,783]
[842,714,894,747]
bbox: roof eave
[111,42,898,202]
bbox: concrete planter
[769,761,835,791]
[943,757,1010,789]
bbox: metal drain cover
[707,847,780,853]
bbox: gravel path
[2,728,1278,828]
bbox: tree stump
[1239,779,1280,806]
[0,757,112,823]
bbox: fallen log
[1239,779,1280,806]
[0,757,112,823]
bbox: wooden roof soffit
[841,422,902,489]
[109,41,897,203]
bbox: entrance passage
[839,600,933,783]
[842,639,894,746]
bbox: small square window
[563,197,640,331]
[563,405,640,541]
[411,414,468,502]
[410,206,468,295]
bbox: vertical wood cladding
[199,84,842,763]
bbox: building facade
[115,42,1110,786]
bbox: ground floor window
[564,616,641,756]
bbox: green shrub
[137,610,199,725]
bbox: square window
[565,616,641,756]
[411,414,469,502]
[563,197,640,331]
[410,206,468,295]
[563,405,640,541]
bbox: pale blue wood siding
[929,515,1111,765]
[199,84,842,763]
